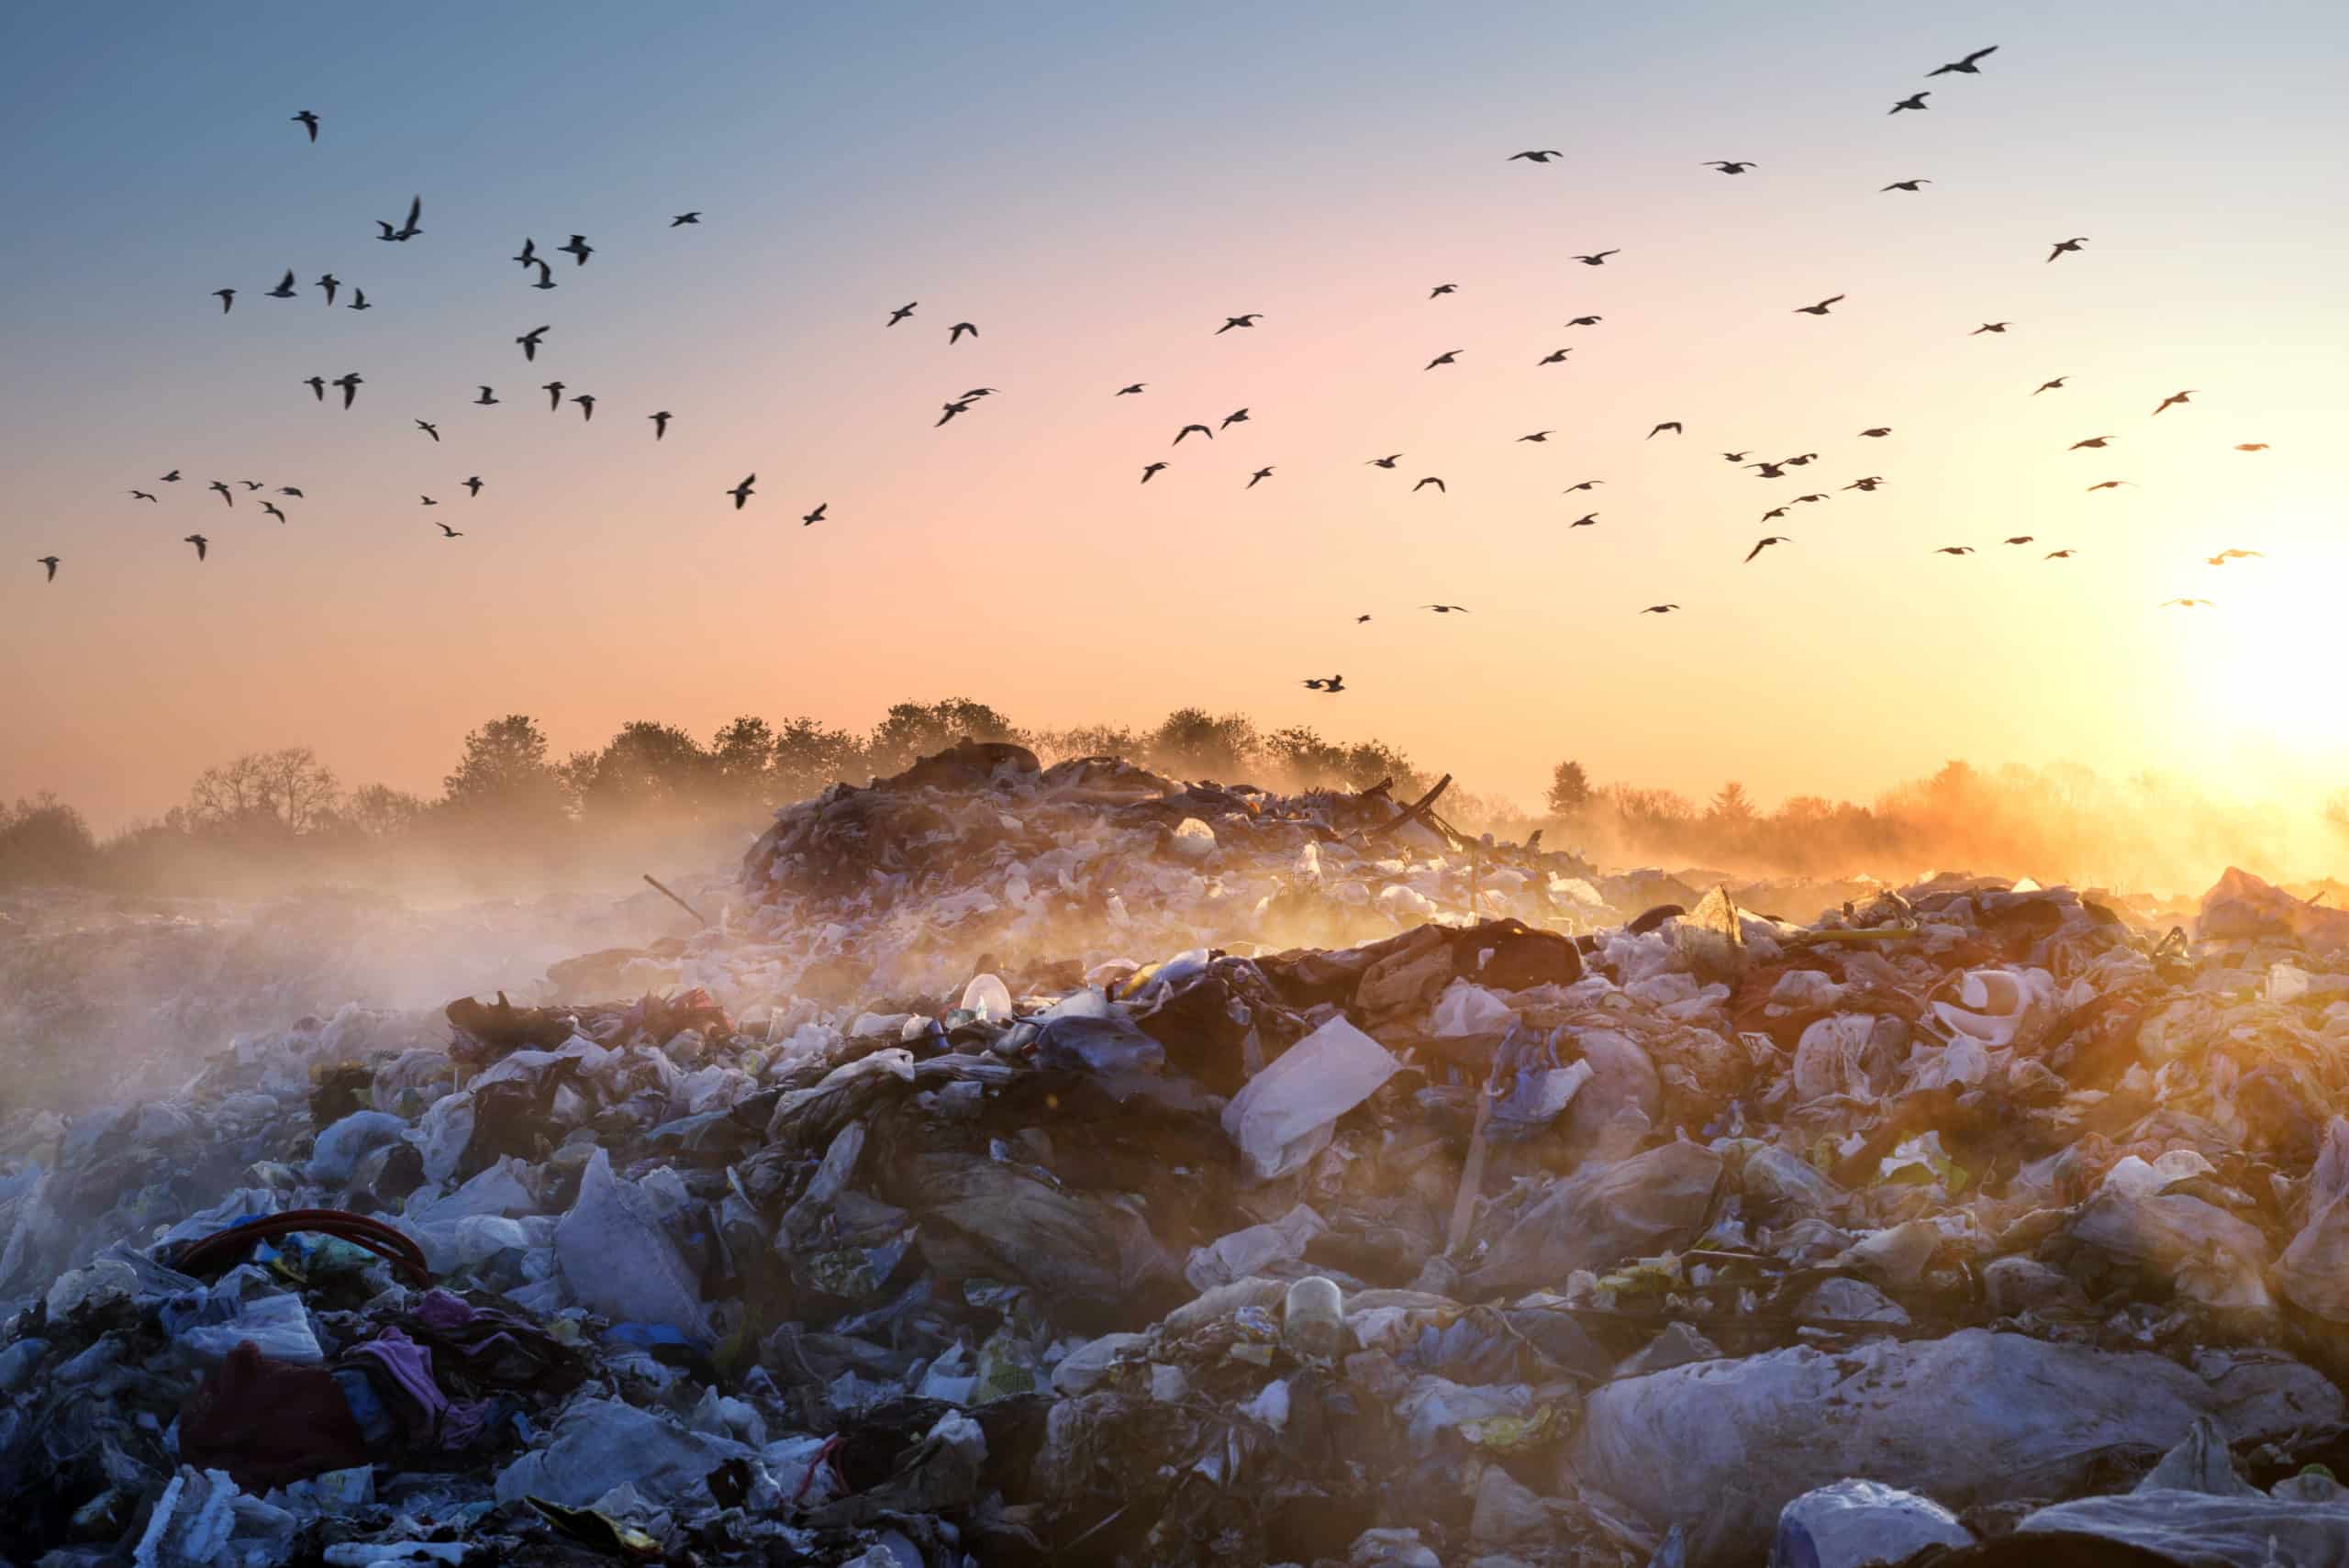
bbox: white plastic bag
[1220,1018,1399,1180]
[554,1149,707,1335]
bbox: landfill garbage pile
[8,745,2349,1567]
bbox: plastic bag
[175,1292,324,1365]
[1770,1480,1971,1567]
[554,1149,707,1336]
[1472,1140,1721,1297]
[2279,1117,2349,1320]
[306,1111,408,1184]
[1220,1017,1399,1180]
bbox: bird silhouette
[959,387,999,399]
[1889,93,1930,114]
[1537,349,1574,365]
[304,376,326,402]
[184,535,208,561]
[160,471,181,483]
[1573,250,1620,265]
[1881,179,1932,192]
[2086,480,2135,492]
[208,481,233,506]
[888,302,917,327]
[386,194,422,241]
[213,288,235,313]
[1745,536,1790,562]
[517,326,550,361]
[803,503,827,527]
[38,556,59,582]
[463,476,484,497]
[558,234,594,266]
[317,273,340,306]
[1703,161,1756,173]
[1794,295,1845,315]
[420,495,438,506]
[1174,423,1212,445]
[2153,390,2198,416]
[1721,451,1751,462]
[1932,546,1975,555]
[1928,45,1998,75]
[278,487,304,497]
[1217,315,1261,333]
[1368,454,1402,468]
[1760,506,1789,522]
[671,212,701,227]
[1116,384,1146,395]
[1793,493,1831,504]
[2069,436,2111,450]
[1508,150,1564,162]
[1355,614,1373,623]
[417,419,440,441]
[1429,284,1458,297]
[238,480,263,490]
[1563,480,1601,493]
[1746,462,1787,478]
[650,411,672,440]
[2032,377,2067,395]
[514,238,539,267]
[1971,322,2009,335]
[292,110,319,142]
[266,270,297,299]
[1247,467,1275,488]
[936,399,974,427]
[129,490,158,503]
[2159,598,2215,608]
[571,394,596,422]
[1568,513,1599,528]
[1423,604,1469,613]
[2002,536,2033,545]
[2233,443,2270,451]
[348,287,372,310]
[262,502,287,523]
[2206,550,2263,565]
[728,474,755,509]
[1640,605,1679,614]
[2046,237,2088,262]
[332,373,362,407]
[475,386,499,406]
[1783,452,1819,466]
[1425,350,1462,369]
[948,322,978,343]
[1302,678,1327,689]
[1648,422,1682,439]
[1859,427,1892,438]
[528,261,556,291]
[1843,476,1886,492]
[1564,315,1602,326]
[1413,477,1447,493]
[435,522,463,539]
[542,381,567,411]
[2045,549,2076,559]
[1218,407,1250,429]
[1518,431,1553,442]
[1141,462,1168,483]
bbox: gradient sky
[5,0,2345,829]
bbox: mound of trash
[6,743,2349,1567]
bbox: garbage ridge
[7,740,2349,1567]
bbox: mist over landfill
[9,3,2349,1566]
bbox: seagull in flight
[2069,436,2111,450]
[2159,598,2215,608]
[1413,476,1447,493]
[208,481,234,506]
[1881,179,1932,192]
[1794,295,1845,316]
[1217,314,1262,333]
[213,288,236,313]
[2234,443,2270,451]
[332,373,362,407]
[728,474,755,509]
[129,489,158,503]
[1640,605,1679,614]
[417,419,440,441]
[2153,390,2198,416]
[317,273,340,306]
[1429,284,1457,297]
[1573,250,1620,265]
[1116,384,1146,395]
[1174,423,1213,444]
[1141,462,1168,483]
[1971,322,2010,335]
[1784,452,1819,466]
[1422,603,1469,613]
[463,476,484,496]
[650,411,672,439]
[304,376,326,401]
[1220,407,1251,428]
[1563,479,1601,493]
[2086,480,2135,492]
[261,502,287,523]
[1425,350,1462,369]
[266,270,297,298]
[542,381,567,411]
[1247,467,1275,488]
[2032,377,2067,395]
[475,386,499,406]
[513,238,539,268]
[184,535,209,561]
[2046,237,2088,262]
[1793,493,1830,504]
[948,321,978,343]
[1564,315,1602,326]
[1746,461,1787,478]
[161,471,181,483]
[887,302,917,327]
[1889,93,1930,114]
[1859,428,1892,438]
[420,495,438,506]
[2046,549,2076,559]
[1932,546,1975,555]
[2206,550,2263,565]
[803,503,827,527]
[1842,476,1885,492]
[1702,161,1756,173]
[278,487,304,497]
[2001,536,2033,546]
[1721,451,1751,462]
[1568,513,1599,528]
[38,556,60,582]
[435,521,463,539]
[528,261,557,290]
[558,234,594,266]
[936,398,975,427]
[1367,454,1402,468]
[517,326,550,361]
[670,212,701,227]
[1928,45,1998,75]
[1759,506,1789,522]
[1355,614,1372,623]
[1537,349,1575,364]
[1648,421,1682,439]
[1518,430,1553,442]
[1508,150,1564,162]
[238,480,264,490]
[348,287,372,310]
[1745,536,1790,562]
[571,394,596,421]
[380,195,422,241]
[292,109,319,142]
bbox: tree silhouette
[1546,760,1593,817]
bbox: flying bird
[728,474,755,509]
[1425,350,1462,369]
[420,495,438,506]
[1647,422,1682,439]
[213,288,235,313]
[571,394,596,421]
[887,302,917,327]
[558,233,594,266]
[1116,384,1146,395]
[304,376,326,401]
[1173,423,1212,445]
[463,476,484,497]
[1355,614,1372,623]
[1563,480,1601,492]
[528,261,556,290]
[184,535,208,561]
[2234,443,2270,451]
[1640,605,1678,614]
[1518,431,1553,442]
[803,503,827,527]
[1367,454,1402,468]
[670,212,701,227]
[1932,546,1975,555]
[332,373,362,407]
[1217,314,1261,333]
[958,388,998,399]
[238,480,263,490]
[1745,536,1790,562]
[1970,323,2013,338]
[1889,94,1930,114]
[1843,476,1885,492]
[347,287,371,310]
[1793,493,1830,504]
[1247,467,1275,488]
[2032,377,2067,395]
[542,381,566,411]
[1220,408,1250,428]
[1429,284,1457,297]
[317,273,340,306]
[1508,150,1564,162]
[386,194,422,241]
[1703,161,1756,173]
[1746,462,1787,478]
[1928,45,1998,75]
[936,398,974,427]
[292,110,319,142]
[2159,598,2215,608]
[1783,453,1819,465]
[650,411,672,439]
[1564,316,1602,326]
[2206,550,2264,565]
[1422,604,1469,613]
[2002,536,2033,545]
[1721,451,1751,462]
[1794,295,1845,315]
[514,238,539,267]
[38,556,59,582]
[1881,179,1932,192]
[266,270,297,299]
[436,521,463,538]
[1141,462,1168,483]
[517,326,550,361]
[2153,390,2198,416]
[1568,512,1599,528]
[1573,250,1620,265]
[474,386,498,405]
[948,322,977,343]
[160,471,181,483]
[2046,237,2088,262]
[1759,506,1789,522]
[2045,549,2076,559]
[2068,436,2111,450]
[1413,477,1447,493]
[417,419,440,441]
[261,502,287,523]
[1859,428,1892,438]
[278,487,304,497]
[208,481,233,506]
[129,490,157,502]
[1537,349,1574,364]
[2086,480,2134,492]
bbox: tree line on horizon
[1,697,2340,897]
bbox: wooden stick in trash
[1445,1074,1496,1258]
[642,873,709,927]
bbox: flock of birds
[38,49,2277,681]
